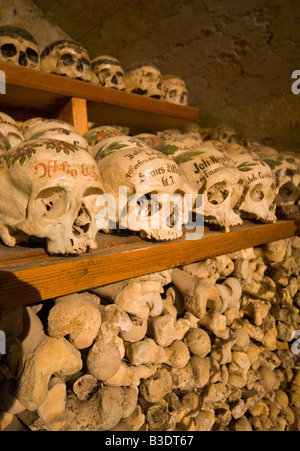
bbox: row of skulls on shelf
[0,25,188,105]
[0,111,299,255]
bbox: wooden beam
[0,219,298,309]
[58,97,88,135]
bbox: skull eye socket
[250,183,264,202]
[79,58,90,67]
[207,182,229,205]
[137,193,161,217]
[168,89,178,99]
[35,187,69,219]
[279,182,296,199]
[60,53,75,66]
[98,68,111,81]
[26,47,39,63]
[1,43,17,58]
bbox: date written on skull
[96,186,204,240]
[0,70,5,94]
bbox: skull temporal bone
[0,139,104,254]
[95,141,189,240]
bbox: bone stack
[0,237,299,431]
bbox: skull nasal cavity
[18,51,27,66]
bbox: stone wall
[0,0,299,150]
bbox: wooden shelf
[0,218,299,310]
[0,62,198,134]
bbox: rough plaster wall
[0,0,70,52]
[3,0,300,152]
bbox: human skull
[174,140,245,231]
[0,112,24,147]
[0,139,104,254]
[90,135,148,160]
[163,75,188,105]
[84,126,126,148]
[40,40,96,83]
[158,133,203,158]
[134,133,162,149]
[94,138,189,240]
[226,144,278,223]
[23,119,77,140]
[212,125,238,145]
[91,55,125,90]
[157,128,182,140]
[0,25,40,69]
[255,149,300,217]
[29,128,89,152]
[125,62,164,99]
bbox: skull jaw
[140,227,183,241]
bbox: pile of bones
[0,237,299,431]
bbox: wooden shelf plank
[0,219,298,309]
[0,62,198,131]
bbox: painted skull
[0,112,24,147]
[163,75,188,105]
[226,144,278,223]
[91,55,125,90]
[158,133,203,158]
[84,126,126,148]
[0,139,104,254]
[23,119,77,140]
[174,140,245,231]
[40,40,96,82]
[0,25,40,69]
[255,149,300,217]
[212,125,238,145]
[94,137,190,240]
[125,62,164,99]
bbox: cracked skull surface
[94,137,189,240]
[125,62,164,99]
[226,144,278,223]
[0,138,104,254]
[40,40,96,82]
[91,55,125,90]
[0,25,40,69]
[174,140,245,231]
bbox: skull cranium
[174,140,245,232]
[91,55,125,90]
[227,144,278,223]
[163,75,188,105]
[40,40,96,83]
[125,62,164,99]
[212,125,238,145]
[0,138,104,254]
[94,137,189,240]
[0,25,40,70]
